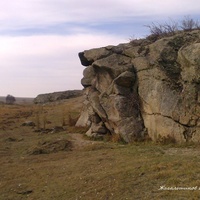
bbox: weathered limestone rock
[77,30,200,143]
[78,47,111,66]
[81,66,96,87]
[34,90,83,104]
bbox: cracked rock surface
[76,30,200,143]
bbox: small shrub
[6,94,16,105]
[145,16,200,42]
[164,19,179,34]
[145,20,178,41]
[128,35,140,46]
[145,22,168,38]
[180,16,200,31]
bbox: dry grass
[0,96,200,200]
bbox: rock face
[76,30,200,143]
[34,90,83,104]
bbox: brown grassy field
[0,96,200,200]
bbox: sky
[1,0,200,97]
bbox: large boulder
[77,30,200,143]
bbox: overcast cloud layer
[1,0,200,97]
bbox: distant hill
[0,96,34,104]
[34,90,83,104]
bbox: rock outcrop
[76,30,200,143]
[34,90,83,104]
